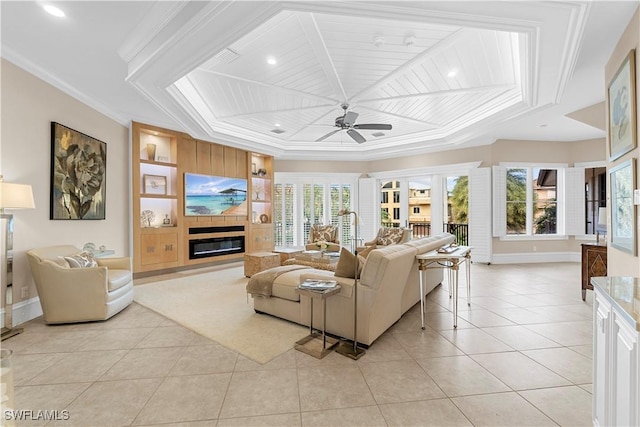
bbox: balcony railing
[274,220,469,247]
[382,221,468,245]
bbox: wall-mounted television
[184,173,247,216]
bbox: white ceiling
[1,1,637,161]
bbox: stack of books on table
[298,279,339,291]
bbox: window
[274,175,357,247]
[413,207,420,214]
[494,164,562,237]
[393,207,400,220]
[585,167,606,234]
[505,167,557,235]
[380,181,399,226]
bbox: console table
[416,246,471,329]
[581,243,607,301]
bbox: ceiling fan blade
[316,128,342,142]
[354,123,392,130]
[343,111,359,127]
[347,129,366,144]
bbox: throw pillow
[357,245,374,259]
[64,252,98,269]
[377,228,404,245]
[310,225,336,243]
[334,247,360,279]
[54,256,70,268]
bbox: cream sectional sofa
[249,232,455,346]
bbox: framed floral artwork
[608,49,637,161]
[609,158,637,255]
[50,122,107,220]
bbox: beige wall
[0,59,130,310]
[605,7,640,277]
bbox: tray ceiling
[2,1,636,160]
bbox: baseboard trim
[0,297,42,328]
[491,251,581,264]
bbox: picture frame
[143,174,167,195]
[609,158,637,255]
[608,49,637,161]
[50,122,107,220]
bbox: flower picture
[50,122,107,220]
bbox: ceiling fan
[315,104,392,144]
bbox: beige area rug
[134,265,308,364]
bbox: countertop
[591,276,640,332]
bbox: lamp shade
[598,207,607,227]
[0,182,35,209]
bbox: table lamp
[1,176,35,340]
[335,209,365,360]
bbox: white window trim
[496,162,568,241]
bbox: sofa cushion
[107,269,132,292]
[64,252,98,268]
[271,271,308,302]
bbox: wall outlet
[21,287,28,298]
[533,245,537,252]
[634,189,640,205]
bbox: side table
[272,247,304,265]
[295,284,341,359]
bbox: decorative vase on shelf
[146,143,157,161]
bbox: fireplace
[189,236,245,260]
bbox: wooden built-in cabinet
[132,121,274,275]
[248,154,274,252]
[132,122,181,273]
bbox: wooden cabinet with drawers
[581,243,607,300]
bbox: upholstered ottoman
[244,252,280,277]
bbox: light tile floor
[4,262,594,426]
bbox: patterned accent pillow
[376,228,404,245]
[64,252,98,269]
[310,225,336,243]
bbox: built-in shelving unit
[132,122,274,275]
[132,122,181,273]
[249,153,274,251]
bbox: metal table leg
[418,259,426,330]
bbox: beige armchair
[362,227,412,249]
[305,224,341,252]
[26,245,134,324]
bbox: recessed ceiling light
[447,69,457,78]
[274,123,280,127]
[43,4,65,18]
[266,57,277,65]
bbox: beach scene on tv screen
[184,173,247,216]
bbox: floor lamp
[0,176,35,341]
[335,209,366,360]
